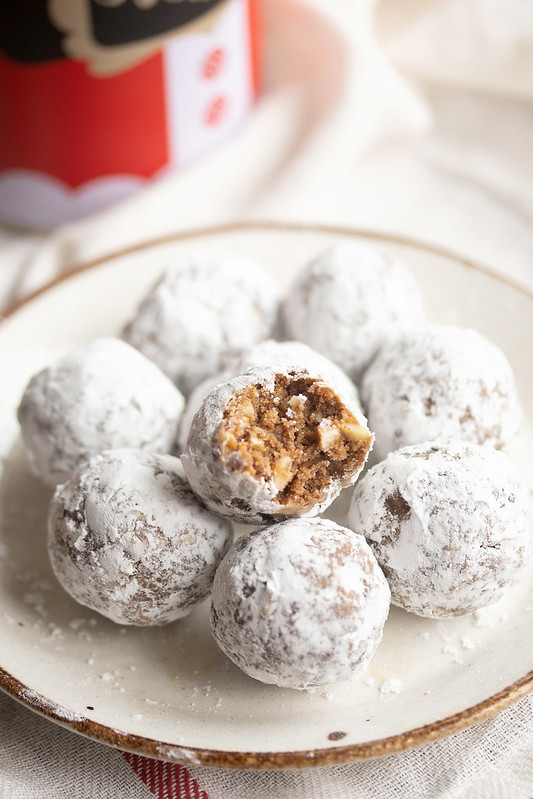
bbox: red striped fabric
[122,752,211,799]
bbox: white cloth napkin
[1,1,533,797]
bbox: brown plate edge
[1,219,533,769]
[2,664,532,770]
[3,220,533,322]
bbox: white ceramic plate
[1,222,532,769]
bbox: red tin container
[0,0,260,228]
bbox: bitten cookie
[181,364,373,524]
[122,249,279,395]
[17,337,184,486]
[347,440,530,618]
[210,518,390,689]
[177,339,360,452]
[48,449,233,625]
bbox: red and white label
[0,0,258,228]
[162,0,254,169]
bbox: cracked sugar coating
[210,518,391,689]
[181,365,373,524]
[48,449,233,626]
[347,441,531,618]
[362,324,521,462]
[122,249,279,396]
[176,339,360,451]
[17,338,184,487]
[280,241,424,381]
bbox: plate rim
[2,664,533,769]
[4,219,533,320]
[1,219,532,770]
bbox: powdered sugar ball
[280,242,424,381]
[17,338,184,487]
[177,339,360,451]
[362,325,521,462]
[122,249,279,395]
[210,518,390,689]
[48,449,233,626]
[182,365,373,524]
[347,441,530,618]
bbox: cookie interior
[217,374,373,507]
